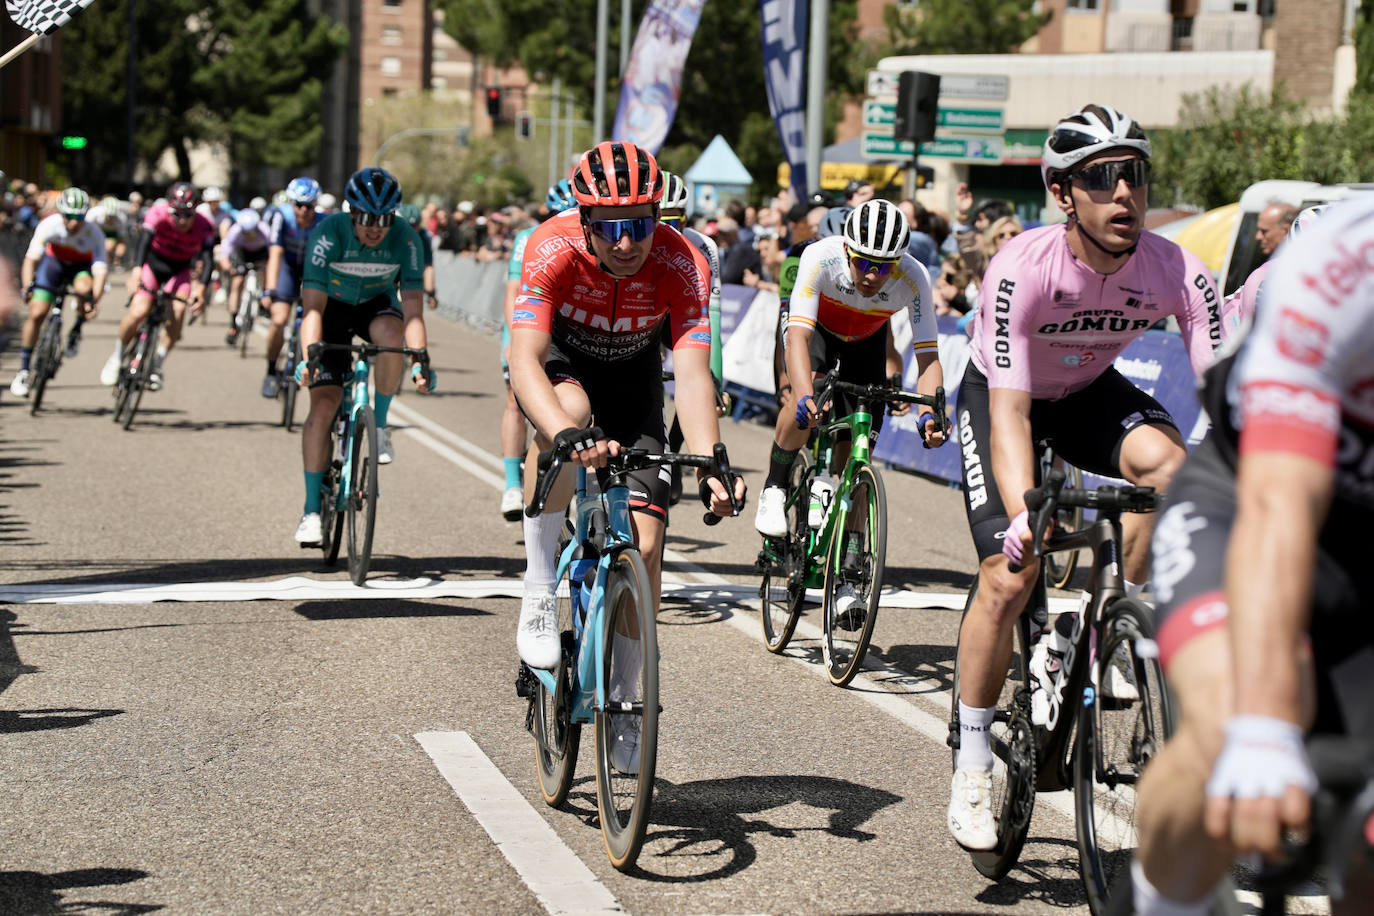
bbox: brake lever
[703,442,742,526]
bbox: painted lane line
[389,399,506,473]
[414,731,624,916]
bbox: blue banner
[612,0,709,154]
[760,0,808,201]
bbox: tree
[440,0,861,200]
[877,0,1049,56]
[1353,0,1374,99]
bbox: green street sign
[860,132,914,159]
[937,108,1003,132]
[861,131,1004,163]
[863,100,895,129]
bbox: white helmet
[236,208,260,232]
[843,199,909,259]
[249,196,267,211]
[1289,204,1327,239]
[660,171,690,211]
[86,205,107,224]
[318,192,337,211]
[203,186,224,202]
[1041,104,1151,191]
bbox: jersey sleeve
[512,226,567,336]
[507,228,532,282]
[267,210,286,248]
[86,225,109,274]
[976,250,1036,392]
[301,218,339,294]
[1172,249,1223,378]
[785,243,825,334]
[668,241,712,352]
[221,225,243,257]
[699,233,722,298]
[898,256,938,357]
[24,215,56,260]
[394,223,425,291]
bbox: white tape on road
[415,731,624,916]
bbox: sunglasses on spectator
[352,211,396,227]
[846,246,900,278]
[586,215,657,244]
[1073,158,1151,192]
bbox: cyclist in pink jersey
[101,182,217,390]
[1217,204,1330,339]
[947,105,1222,852]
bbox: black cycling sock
[266,357,277,375]
[71,312,86,331]
[765,443,799,489]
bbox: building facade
[0,26,62,185]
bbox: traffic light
[60,136,88,150]
[485,87,502,122]
[516,111,532,140]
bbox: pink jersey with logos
[143,201,218,264]
[1219,260,1269,340]
[970,225,1222,399]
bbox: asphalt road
[0,272,1270,915]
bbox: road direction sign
[861,131,1004,163]
[866,69,899,98]
[937,107,1003,132]
[867,69,1009,102]
[863,99,895,129]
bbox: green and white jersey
[507,225,537,282]
[302,212,425,307]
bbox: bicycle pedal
[515,663,535,698]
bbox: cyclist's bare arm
[298,288,328,377]
[398,288,431,391]
[784,324,817,416]
[988,387,1037,528]
[913,352,946,443]
[20,256,37,293]
[507,325,607,467]
[264,245,283,296]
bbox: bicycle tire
[282,338,301,431]
[346,405,379,585]
[949,582,1038,879]
[760,449,811,653]
[594,548,658,871]
[1045,462,1084,590]
[29,310,60,414]
[237,281,254,358]
[821,463,886,687]
[321,465,344,566]
[533,533,582,807]
[111,346,134,424]
[1073,597,1172,914]
[121,330,156,431]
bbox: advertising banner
[760,0,809,201]
[611,0,709,154]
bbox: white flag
[6,0,97,35]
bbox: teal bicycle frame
[328,352,374,514]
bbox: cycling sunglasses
[846,246,901,278]
[171,207,195,219]
[660,214,684,230]
[352,211,396,227]
[1073,158,1151,192]
[586,215,657,244]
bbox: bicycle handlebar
[305,342,430,375]
[811,365,948,448]
[1008,467,1158,573]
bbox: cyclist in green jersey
[292,168,435,546]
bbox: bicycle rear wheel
[237,287,253,358]
[760,449,811,653]
[821,463,886,687]
[281,338,301,431]
[121,331,156,431]
[594,548,658,871]
[321,466,344,566]
[949,582,1038,879]
[346,406,379,585]
[29,311,60,414]
[111,344,134,424]
[1074,597,1172,915]
[532,536,582,806]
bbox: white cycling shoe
[500,485,524,522]
[754,485,788,537]
[517,591,560,670]
[100,352,121,386]
[9,370,30,397]
[377,427,395,465]
[609,715,641,775]
[294,512,323,545]
[947,768,997,851]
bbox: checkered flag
[6,0,96,35]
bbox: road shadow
[0,867,160,915]
[0,707,124,733]
[0,609,36,698]
[971,836,1089,909]
[293,597,490,621]
[872,642,957,696]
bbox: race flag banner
[611,0,708,154]
[2,0,97,68]
[760,0,808,201]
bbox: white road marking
[415,731,624,915]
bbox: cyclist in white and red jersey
[1124,196,1374,916]
[948,105,1222,852]
[754,200,948,544]
[10,188,106,397]
[219,207,271,347]
[509,142,746,719]
[100,182,217,391]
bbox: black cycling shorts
[232,248,269,270]
[310,294,404,388]
[535,339,669,522]
[957,363,1178,561]
[1152,434,1374,736]
[796,324,889,438]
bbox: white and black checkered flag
[6,0,96,35]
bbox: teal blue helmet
[344,167,402,215]
[399,203,423,227]
[545,179,576,214]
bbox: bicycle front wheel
[821,463,886,687]
[121,332,155,431]
[237,288,254,358]
[760,449,810,653]
[949,582,1038,880]
[533,535,582,806]
[346,406,379,585]
[281,339,301,431]
[29,312,60,414]
[594,548,658,871]
[1074,597,1172,915]
[321,466,344,566]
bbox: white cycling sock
[1125,579,1145,601]
[955,701,996,772]
[522,510,562,594]
[609,631,643,700]
[1131,858,1209,916]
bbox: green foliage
[878,0,1049,56]
[1354,0,1374,98]
[440,0,860,200]
[1151,84,1374,210]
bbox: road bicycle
[234,263,264,358]
[276,297,303,431]
[516,433,742,870]
[947,468,1170,916]
[1039,446,1084,590]
[304,341,431,586]
[27,287,92,415]
[755,364,946,687]
[112,287,187,431]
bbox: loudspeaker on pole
[894,71,940,144]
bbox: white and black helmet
[1041,104,1151,191]
[660,171,690,211]
[843,199,909,259]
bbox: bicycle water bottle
[808,471,835,529]
[569,554,594,634]
[1030,611,1077,728]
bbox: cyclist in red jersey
[508,141,747,682]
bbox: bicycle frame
[794,402,878,590]
[330,355,373,512]
[528,467,637,724]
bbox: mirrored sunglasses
[660,215,684,229]
[847,247,900,278]
[62,211,87,221]
[587,215,657,244]
[352,211,396,227]
[1074,158,1151,192]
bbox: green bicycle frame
[792,403,878,591]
